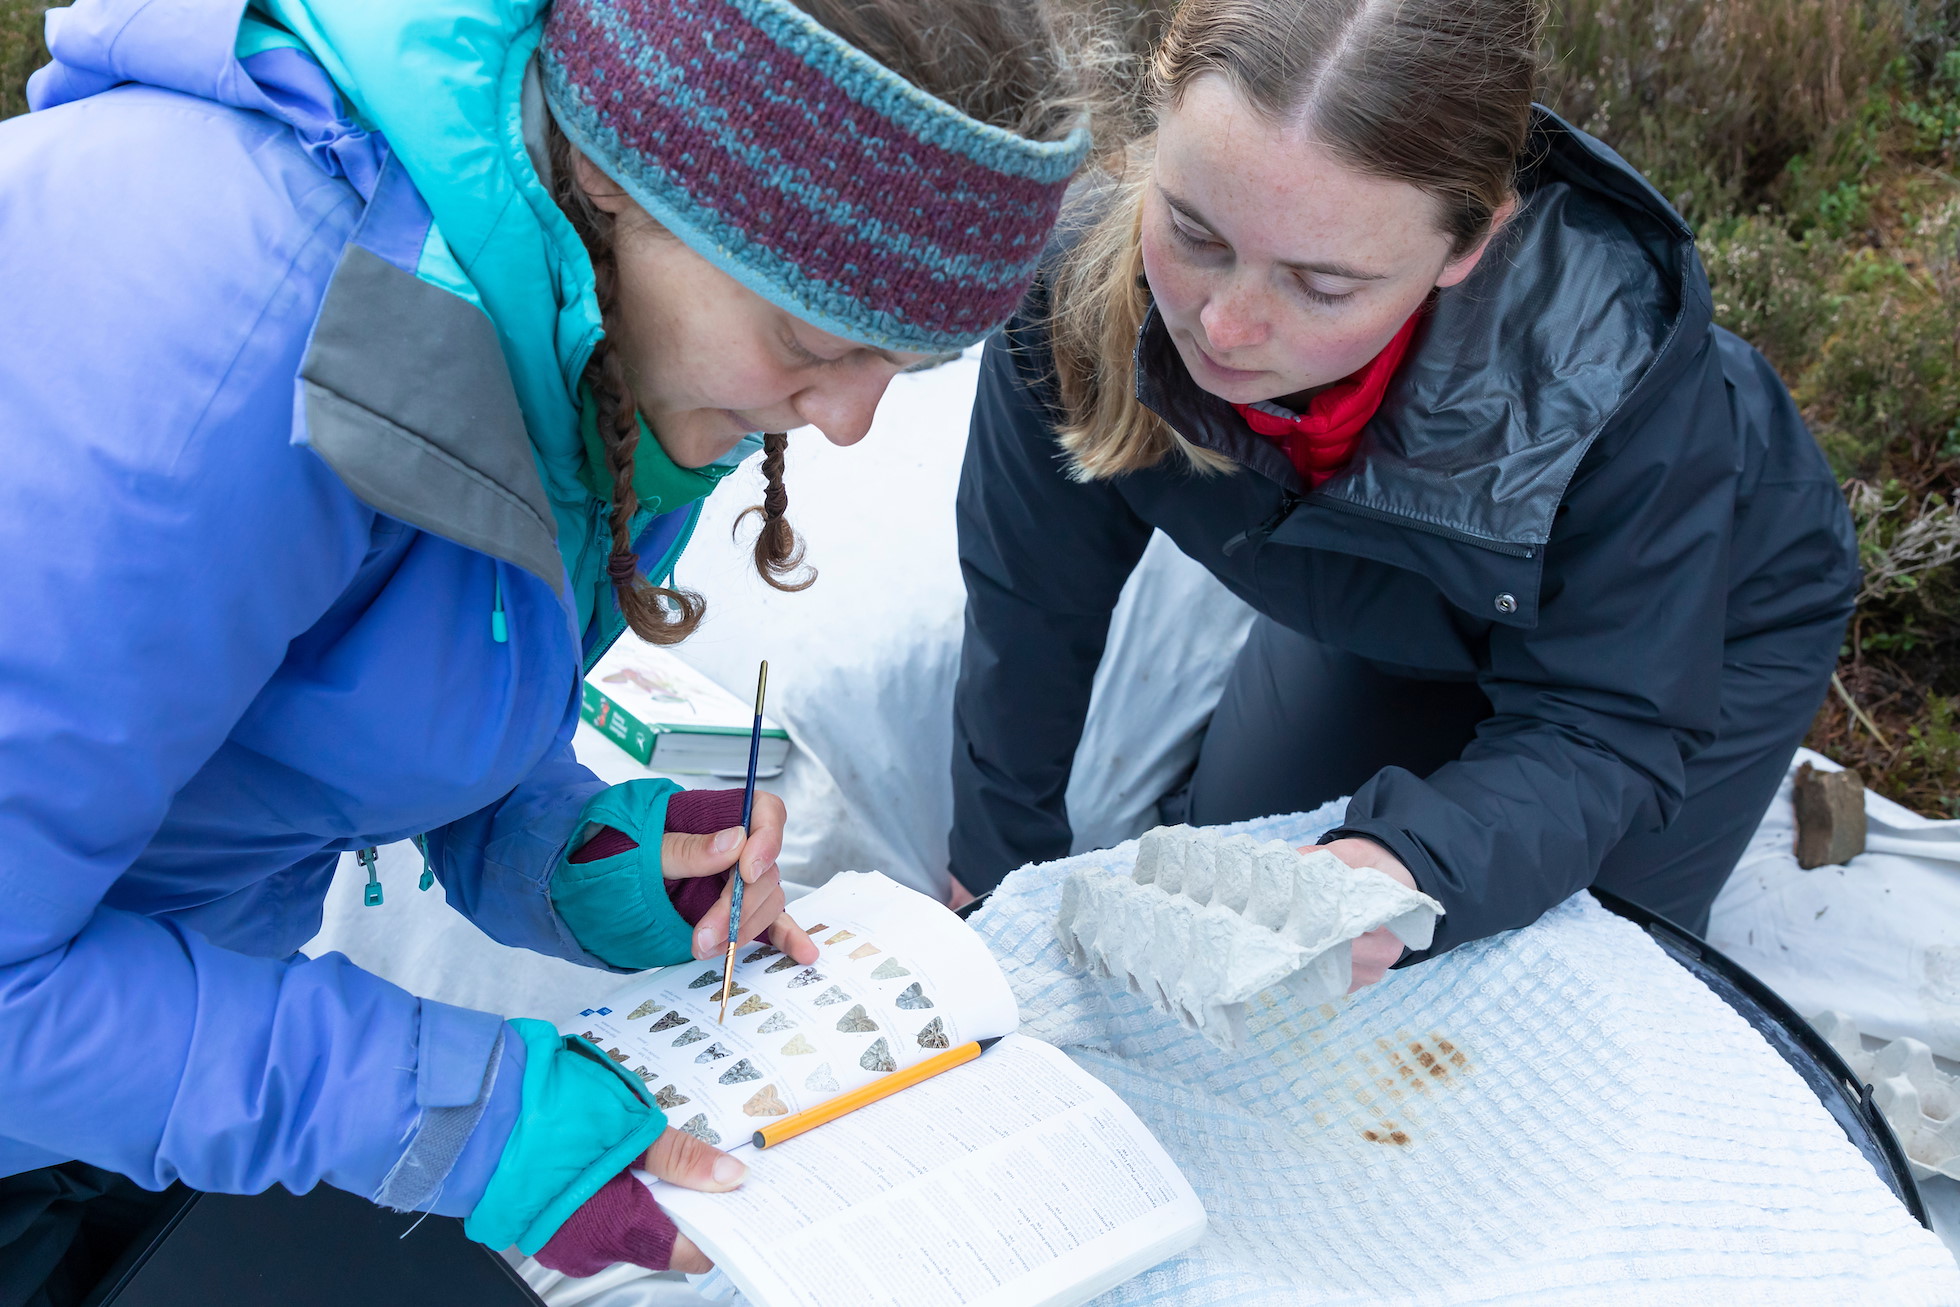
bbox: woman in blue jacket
[0,0,1088,1291]
[949,0,1858,982]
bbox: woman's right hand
[534,1125,746,1276]
[660,788,819,964]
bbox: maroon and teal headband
[541,0,1091,354]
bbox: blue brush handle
[726,707,764,947]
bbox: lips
[1188,337,1267,385]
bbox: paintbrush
[718,659,768,1023]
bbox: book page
[655,1037,1206,1307]
[561,872,1017,1149]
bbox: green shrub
[1803,242,1960,481]
[1701,213,1836,370]
[0,0,44,122]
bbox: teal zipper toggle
[491,570,508,644]
[414,833,435,892]
[358,847,382,906]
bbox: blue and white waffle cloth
[965,801,1959,1306]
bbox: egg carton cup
[1811,1010,1960,1182]
[1055,825,1444,1050]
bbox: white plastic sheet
[639,346,1252,895]
[1707,747,1960,1061]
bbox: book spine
[580,683,656,765]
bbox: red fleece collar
[1231,310,1420,487]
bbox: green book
[581,643,789,777]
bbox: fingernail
[711,827,743,854]
[712,1156,745,1184]
[694,927,713,955]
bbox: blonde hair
[1051,0,1543,480]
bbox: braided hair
[548,123,812,643]
[740,432,815,592]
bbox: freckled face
[1140,75,1499,406]
[572,150,934,468]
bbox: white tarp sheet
[633,346,1253,895]
[1709,747,1960,1060]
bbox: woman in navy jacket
[949,0,1857,979]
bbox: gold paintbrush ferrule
[717,940,739,1023]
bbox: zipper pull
[1222,493,1302,557]
[491,570,508,644]
[414,833,435,892]
[358,847,383,906]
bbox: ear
[1434,196,1519,290]
[569,145,634,217]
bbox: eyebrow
[1161,187,1392,282]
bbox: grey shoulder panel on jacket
[1319,110,1705,551]
[298,245,564,596]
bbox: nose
[795,368,895,448]
[1198,276,1269,355]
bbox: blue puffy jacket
[0,0,732,1216]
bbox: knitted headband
[541,0,1092,355]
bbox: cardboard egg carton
[1811,1010,1960,1182]
[1056,825,1443,1049]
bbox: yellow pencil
[751,1036,1003,1148]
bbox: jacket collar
[1133,107,1711,557]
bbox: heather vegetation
[3,0,1956,808]
[1538,0,1960,814]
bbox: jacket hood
[1138,107,1712,558]
[31,0,603,536]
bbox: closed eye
[782,333,840,368]
[1167,212,1224,253]
[1295,278,1355,307]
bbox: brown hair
[1053,0,1543,480]
[550,0,1095,644]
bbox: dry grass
[1542,0,1906,218]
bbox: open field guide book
[561,872,1205,1307]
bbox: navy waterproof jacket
[950,110,1859,954]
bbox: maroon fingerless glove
[568,788,748,927]
[533,1167,679,1276]
[542,790,752,1277]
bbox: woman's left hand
[1295,837,1419,991]
[660,790,819,965]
